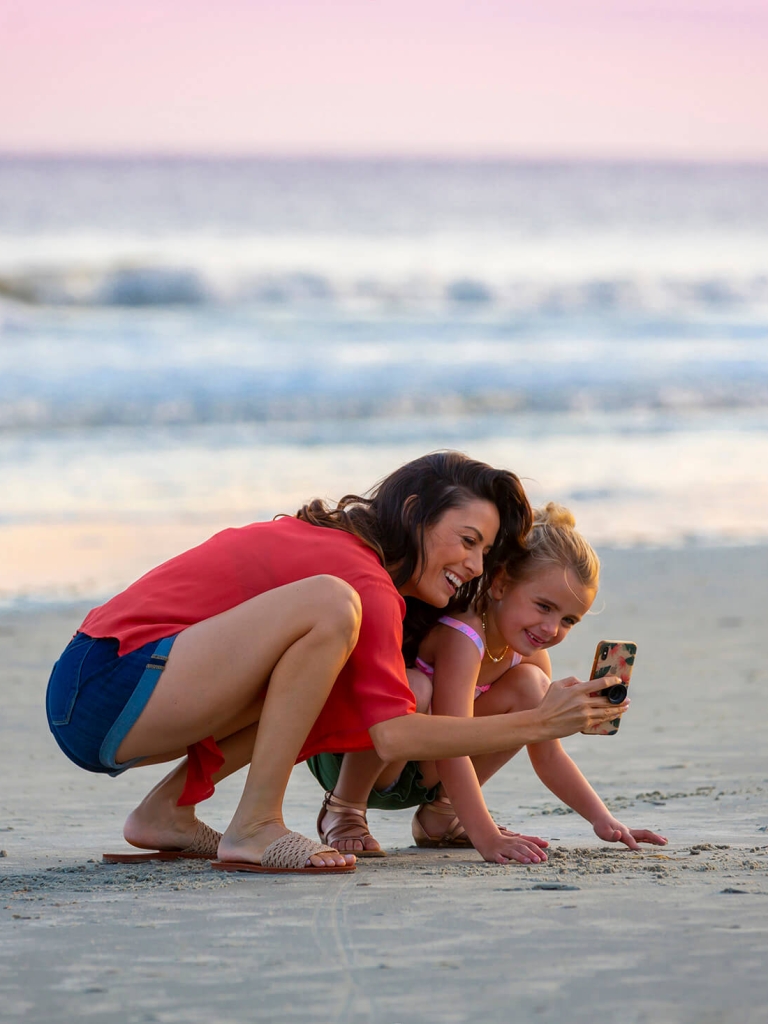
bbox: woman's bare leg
[123,721,261,851]
[116,575,362,868]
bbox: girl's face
[489,563,595,657]
[400,499,500,607]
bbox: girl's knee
[517,665,550,708]
[406,667,433,713]
[495,663,550,712]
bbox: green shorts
[306,753,440,811]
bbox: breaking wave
[2,263,768,320]
[2,380,768,433]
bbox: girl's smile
[487,563,595,657]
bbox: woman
[46,451,627,874]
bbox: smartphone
[581,640,637,736]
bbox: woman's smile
[401,499,500,607]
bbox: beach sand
[1,545,767,1023]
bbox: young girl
[46,454,625,875]
[312,503,666,863]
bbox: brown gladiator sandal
[317,791,386,858]
[411,797,473,849]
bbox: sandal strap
[412,802,472,847]
[261,832,337,870]
[322,791,369,818]
[425,797,457,816]
[429,799,470,843]
[439,816,468,844]
[179,820,222,858]
[318,792,372,846]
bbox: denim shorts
[46,632,177,776]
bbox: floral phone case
[581,640,637,736]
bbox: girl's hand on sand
[536,675,630,738]
[593,816,668,850]
[477,829,550,865]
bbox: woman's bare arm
[369,674,627,763]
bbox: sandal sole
[102,851,214,863]
[211,860,356,875]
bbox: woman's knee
[307,575,363,651]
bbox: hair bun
[500,499,599,594]
[533,501,576,530]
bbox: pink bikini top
[414,615,522,699]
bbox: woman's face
[399,499,500,606]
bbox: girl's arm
[528,740,667,848]
[522,649,666,848]
[517,647,612,822]
[428,629,548,864]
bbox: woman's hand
[592,815,668,850]
[534,675,630,740]
[476,828,550,865]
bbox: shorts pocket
[46,635,98,727]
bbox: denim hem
[99,635,176,776]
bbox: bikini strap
[437,615,485,660]
[414,656,435,678]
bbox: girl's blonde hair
[503,502,600,593]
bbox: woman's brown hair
[295,450,532,659]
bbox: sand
[1,544,767,1023]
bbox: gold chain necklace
[481,611,509,663]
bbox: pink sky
[1,0,767,159]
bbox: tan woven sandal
[103,820,222,863]
[411,798,474,849]
[317,791,386,857]
[211,831,356,874]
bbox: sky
[1,0,767,160]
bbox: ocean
[1,156,767,604]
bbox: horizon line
[1,149,768,167]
